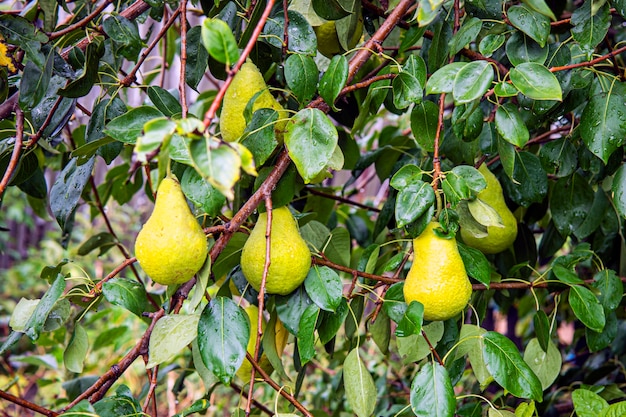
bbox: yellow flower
[0,35,15,72]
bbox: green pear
[135,176,208,285]
[240,206,311,295]
[219,62,287,143]
[461,164,518,254]
[404,221,472,321]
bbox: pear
[240,206,311,295]
[404,222,472,321]
[236,305,289,381]
[461,164,518,254]
[135,176,208,285]
[219,61,286,143]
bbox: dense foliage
[1,0,626,416]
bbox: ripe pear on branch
[404,221,472,321]
[219,61,287,143]
[460,164,518,254]
[240,206,311,295]
[134,176,208,286]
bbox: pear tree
[1,0,626,416]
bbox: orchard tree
[1,0,626,416]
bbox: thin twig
[47,0,114,40]
[180,0,189,117]
[0,389,59,417]
[0,108,24,198]
[306,187,381,212]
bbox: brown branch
[47,0,114,40]
[85,257,137,299]
[431,92,446,196]
[230,382,274,415]
[313,257,401,284]
[202,0,277,129]
[306,187,381,212]
[0,108,24,198]
[421,329,443,365]
[550,44,626,73]
[0,389,59,417]
[180,1,189,117]
[121,7,181,86]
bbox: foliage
[1,0,626,416]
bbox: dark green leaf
[538,137,577,178]
[297,304,320,364]
[505,32,548,66]
[392,72,422,109]
[410,362,456,417]
[552,264,584,285]
[94,387,142,417]
[241,109,280,166]
[395,301,423,337]
[479,34,506,57]
[276,287,314,336]
[147,86,182,117]
[482,332,543,401]
[495,103,529,147]
[383,282,406,323]
[509,62,562,101]
[533,310,550,352]
[592,269,623,311]
[550,174,594,237]
[318,298,349,344]
[449,17,482,55]
[181,167,226,217]
[312,0,350,20]
[201,18,240,66]
[395,180,436,228]
[426,62,466,94]
[580,86,626,164]
[304,265,343,312]
[508,5,550,47]
[284,108,338,183]
[319,55,348,111]
[59,40,104,97]
[50,157,95,234]
[19,52,52,108]
[197,297,249,384]
[102,278,147,317]
[285,53,318,103]
[571,1,610,54]
[458,242,491,287]
[102,15,141,61]
[453,60,494,104]
[586,311,617,352]
[410,100,439,152]
[186,26,209,90]
[501,152,547,207]
[105,106,163,144]
[264,11,316,55]
[569,285,605,332]
[77,232,117,256]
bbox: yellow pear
[404,222,472,321]
[461,164,518,254]
[240,206,311,295]
[236,305,289,381]
[134,176,208,285]
[219,61,286,143]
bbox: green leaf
[77,232,117,256]
[102,15,141,61]
[493,81,519,97]
[521,0,556,20]
[147,314,200,368]
[604,402,626,417]
[612,165,626,218]
[93,387,142,416]
[285,53,318,103]
[458,325,491,388]
[201,18,240,66]
[135,117,176,156]
[507,5,550,47]
[188,137,242,200]
[395,301,424,337]
[59,40,104,98]
[19,53,52,108]
[319,55,348,110]
[297,304,319,364]
[181,167,226,217]
[241,109,280,166]
[501,151,547,207]
[147,86,182,117]
[264,11,316,55]
[312,0,350,20]
[448,17,482,55]
[284,108,338,183]
[410,362,456,417]
[416,0,444,26]
[572,389,609,417]
[479,34,506,58]
[410,100,439,152]
[304,265,343,312]
[394,180,436,228]
[453,60,494,104]
[344,348,377,417]
[457,243,491,287]
[276,287,314,336]
[523,338,561,390]
[569,285,605,332]
[102,278,147,317]
[509,63,562,101]
[397,321,444,364]
[482,331,543,401]
[586,311,617,352]
[64,324,89,373]
[323,227,351,267]
[592,269,623,311]
[426,62,466,94]
[197,297,249,384]
[571,0,610,54]
[505,32,548,66]
[370,309,391,354]
[185,26,209,90]
[550,174,594,237]
[382,282,406,323]
[318,298,349,344]
[392,72,423,109]
[552,264,584,285]
[105,106,163,144]
[580,87,626,164]
[50,157,95,236]
[441,165,486,206]
[495,103,529,147]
